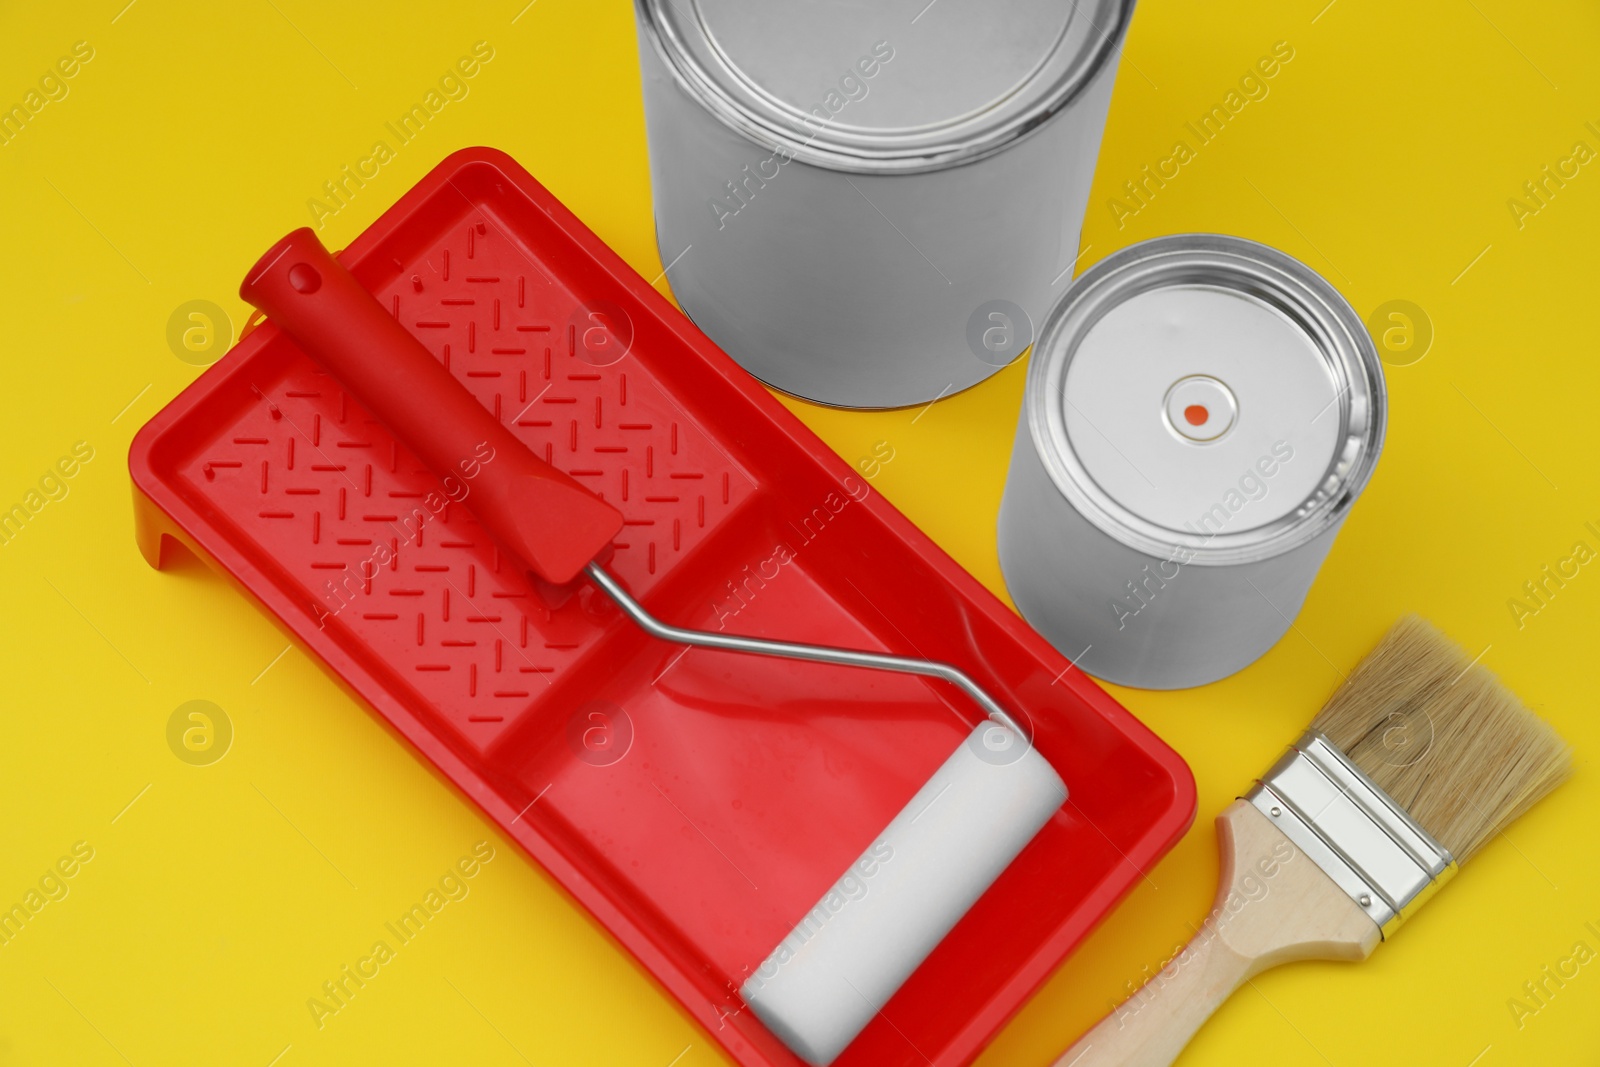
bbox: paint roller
[241,228,1067,1066]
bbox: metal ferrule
[1246,731,1457,938]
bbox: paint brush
[1056,616,1571,1066]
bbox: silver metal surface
[633,0,1133,407]
[1246,731,1456,937]
[637,0,1131,172]
[584,562,1022,735]
[997,234,1385,688]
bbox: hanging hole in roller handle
[287,263,322,294]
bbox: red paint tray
[129,148,1195,1067]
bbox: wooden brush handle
[1055,801,1381,1067]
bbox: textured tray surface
[186,230,753,752]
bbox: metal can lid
[636,0,1133,173]
[1024,234,1385,565]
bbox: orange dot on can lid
[1183,404,1209,426]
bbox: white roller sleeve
[741,721,1067,1066]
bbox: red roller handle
[240,227,622,585]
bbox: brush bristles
[1311,616,1570,864]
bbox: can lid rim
[635,0,1135,174]
[1024,233,1386,566]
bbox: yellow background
[1,1,1595,1064]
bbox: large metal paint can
[998,235,1386,689]
[633,0,1135,408]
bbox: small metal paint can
[998,234,1385,689]
[633,0,1134,408]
